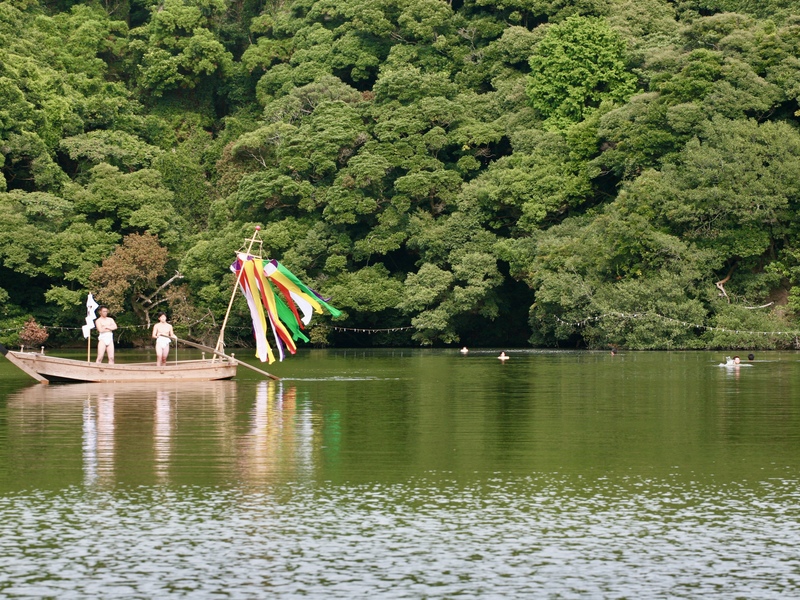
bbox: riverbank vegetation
[1,0,799,349]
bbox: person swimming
[498,352,509,360]
[721,355,751,367]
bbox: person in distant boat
[95,306,117,364]
[152,312,176,367]
[498,352,509,360]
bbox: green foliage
[0,192,58,277]
[633,117,800,264]
[473,0,612,22]
[70,163,183,245]
[1,0,800,351]
[607,0,680,55]
[129,0,234,95]
[460,128,596,234]
[506,205,716,349]
[400,210,503,344]
[501,110,800,349]
[326,264,404,313]
[526,16,638,130]
[681,0,796,22]
[152,129,216,229]
[703,302,795,349]
[60,131,164,175]
[401,249,503,345]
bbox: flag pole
[84,293,99,364]
[215,226,263,355]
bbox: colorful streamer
[232,254,340,364]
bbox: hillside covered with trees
[1,0,799,350]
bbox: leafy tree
[459,128,596,235]
[678,0,798,21]
[128,0,234,95]
[69,163,183,245]
[60,131,164,177]
[607,0,680,57]
[89,232,183,327]
[472,0,611,24]
[633,117,800,271]
[498,203,714,348]
[399,210,503,344]
[526,15,638,130]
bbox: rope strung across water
[0,324,263,333]
[4,311,799,338]
[332,326,414,333]
[555,311,800,337]
[4,313,798,337]
[1,324,417,334]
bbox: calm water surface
[1,349,799,598]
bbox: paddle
[175,337,280,381]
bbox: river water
[0,349,798,598]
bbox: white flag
[82,293,99,338]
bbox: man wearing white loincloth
[95,306,118,364]
[152,312,176,366]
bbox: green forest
[2,0,800,350]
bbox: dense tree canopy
[1,0,799,350]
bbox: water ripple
[1,475,799,598]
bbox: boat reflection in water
[9,380,310,487]
[154,389,172,482]
[82,389,116,486]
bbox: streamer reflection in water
[238,380,316,484]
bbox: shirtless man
[95,306,118,364]
[152,312,176,367]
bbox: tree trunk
[715,263,737,302]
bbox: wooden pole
[214,226,263,354]
[177,337,280,381]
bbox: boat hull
[4,351,237,383]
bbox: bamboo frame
[214,226,264,354]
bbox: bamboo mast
[214,226,263,355]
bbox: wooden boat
[0,347,237,383]
[2,227,281,385]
